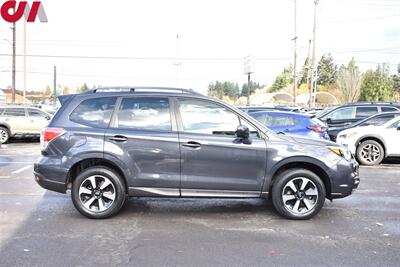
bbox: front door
[27,109,50,134]
[176,98,267,197]
[105,97,181,196]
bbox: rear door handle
[182,141,201,149]
[109,135,128,142]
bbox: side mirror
[45,115,51,120]
[236,125,251,144]
[326,118,332,124]
[397,126,400,131]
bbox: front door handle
[182,141,201,149]
[109,135,128,142]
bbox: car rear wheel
[71,166,126,219]
[356,140,384,166]
[271,169,326,220]
[0,127,10,144]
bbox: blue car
[250,111,329,140]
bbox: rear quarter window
[70,97,117,128]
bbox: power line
[321,14,400,24]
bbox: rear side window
[3,108,26,117]
[381,107,399,112]
[265,115,297,127]
[116,97,171,131]
[70,97,116,128]
[356,106,378,118]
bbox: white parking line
[12,165,32,174]
[0,176,11,179]
[0,162,35,164]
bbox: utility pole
[247,73,251,105]
[12,21,16,104]
[307,39,312,107]
[53,66,57,104]
[292,0,298,105]
[173,34,182,88]
[23,20,27,101]
[310,0,319,108]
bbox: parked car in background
[0,105,52,144]
[34,87,359,220]
[238,106,306,114]
[249,111,329,140]
[329,112,400,141]
[317,102,400,128]
[336,116,400,165]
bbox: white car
[336,116,400,165]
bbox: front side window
[178,99,240,136]
[4,108,26,117]
[116,97,171,131]
[0,108,4,115]
[328,107,355,120]
[389,119,400,128]
[70,97,116,128]
[360,115,396,127]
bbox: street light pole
[292,0,298,105]
[12,21,16,104]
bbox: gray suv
[34,87,360,220]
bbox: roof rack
[85,86,203,96]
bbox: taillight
[307,125,323,133]
[40,127,65,151]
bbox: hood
[272,133,336,147]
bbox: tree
[336,58,363,103]
[62,86,71,95]
[241,81,262,97]
[271,65,293,92]
[77,83,90,93]
[317,54,338,85]
[208,81,240,100]
[44,85,52,96]
[299,58,310,85]
[360,64,394,102]
[392,63,400,96]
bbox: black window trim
[174,97,265,139]
[108,96,177,133]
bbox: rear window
[70,97,116,128]
[116,97,171,131]
[356,106,378,118]
[3,108,26,117]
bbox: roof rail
[85,86,203,96]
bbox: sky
[0,0,399,94]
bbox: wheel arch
[267,157,332,200]
[356,135,386,157]
[66,158,128,192]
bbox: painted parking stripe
[0,176,11,179]
[12,165,32,174]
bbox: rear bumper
[328,158,360,199]
[34,156,69,194]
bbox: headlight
[329,146,352,161]
[339,132,357,139]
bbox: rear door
[176,98,267,196]
[105,96,180,195]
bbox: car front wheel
[0,127,10,144]
[71,166,126,219]
[271,169,326,220]
[356,140,384,166]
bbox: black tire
[271,169,326,220]
[356,140,384,166]
[0,126,10,144]
[71,166,126,219]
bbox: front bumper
[328,158,360,199]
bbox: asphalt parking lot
[0,141,399,267]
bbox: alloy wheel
[0,129,8,143]
[79,175,116,213]
[282,177,319,215]
[360,144,381,164]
